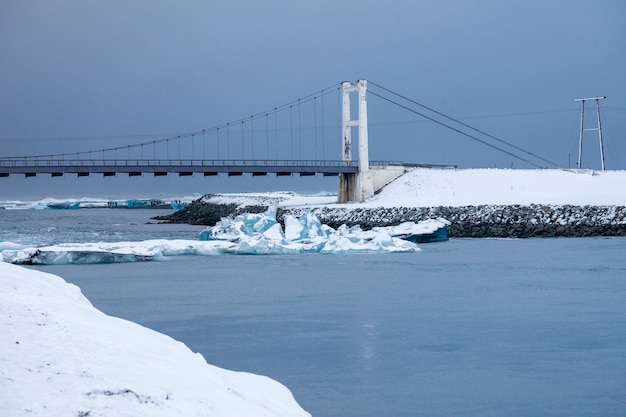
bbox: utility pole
[574,96,606,170]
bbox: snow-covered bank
[172,169,626,210]
[0,261,310,417]
[364,168,626,207]
[157,169,626,238]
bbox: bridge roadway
[0,159,407,177]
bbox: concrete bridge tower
[339,79,375,203]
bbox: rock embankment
[155,200,626,238]
[284,205,626,238]
[153,200,267,225]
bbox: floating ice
[0,240,234,265]
[200,206,448,255]
[0,196,195,210]
[0,208,448,264]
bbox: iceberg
[106,198,192,210]
[0,195,196,210]
[1,240,234,265]
[6,247,155,265]
[200,205,283,242]
[199,206,447,255]
[45,201,81,209]
[373,218,450,243]
[108,199,171,209]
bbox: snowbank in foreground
[0,261,310,417]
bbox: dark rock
[153,197,626,238]
[153,196,268,226]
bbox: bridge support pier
[338,173,356,204]
[338,79,374,203]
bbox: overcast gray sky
[1,0,625,198]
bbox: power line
[460,108,576,120]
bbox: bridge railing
[0,158,406,168]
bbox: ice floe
[0,208,451,264]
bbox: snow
[0,261,310,417]
[362,168,626,207]
[195,168,626,209]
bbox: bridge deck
[0,159,456,177]
[0,159,367,176]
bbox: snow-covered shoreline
[365,168,626,207]
[158,168,626,238]
[0,261,310,417]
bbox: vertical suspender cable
[265,113,269,160]
[314,96,318,160]
[298,98,302,160]
[321,90,325,160]
[227,123,230,159]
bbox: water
[0,208,200,246]
[3,208,626,416]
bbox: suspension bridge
[0,79,566,202]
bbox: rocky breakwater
[285,205,626,238]
[154,197,626,238]
[154,200,266,225]
[152,193,289,225]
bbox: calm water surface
[6,209,626,416]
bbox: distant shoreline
[154,200,626,238]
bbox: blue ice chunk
[199,205,284,242]
[284,212,326,241]
[198,205,426,254]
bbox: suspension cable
[3,82,341,161]
[369,81,561,168]
[368,90,546,169]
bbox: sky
[1,0,625,198]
